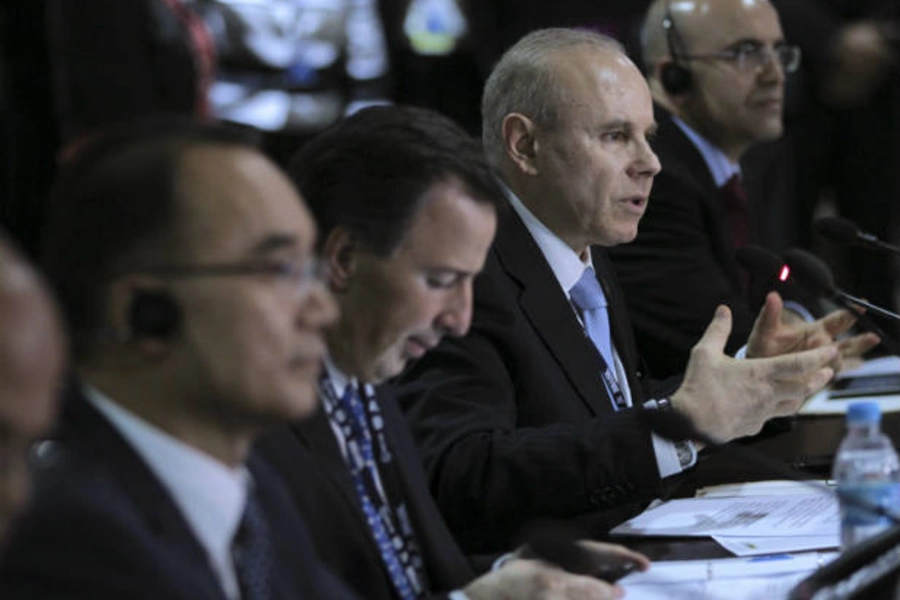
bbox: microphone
[783,249,900,323]
[638,408,900,526]
[735,245,791,288]
[815,217,900,259]
[735,245,804,303]
[781,248,900,356]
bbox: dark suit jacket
[0,384,356,600]
[607,106,757,379]
[392,205,680,555]
[256,386,474,600]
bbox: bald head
[642,0,787,160]
[0,234,64,543]
[642,0,780,76]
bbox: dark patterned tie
[720,174,750,250]
[233,488,274,600]
[336,383,418,600]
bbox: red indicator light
[779,265,790,282]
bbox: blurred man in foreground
[0,233,64,546]
[0,120,355,599]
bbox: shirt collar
[322,353,375,400]
[671,116,741,188]
[501,181,594,294]
[82,383,249,591]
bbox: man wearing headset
[606,0,876,378]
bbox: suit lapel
[655,107,743,288]
[59,385,227,600]
[290,404,389,568]
[375,388,473,588]
[494,209,617,416]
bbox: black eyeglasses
[678,43,801,74]
[125,257,329,297]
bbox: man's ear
[502,113,540,175]
[321,226,357,293]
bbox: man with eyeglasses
[606,0,877,378]
[0,119,358,599]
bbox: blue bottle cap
[847,401,881,424]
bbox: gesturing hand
[672,305,837,443]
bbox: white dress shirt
[672,116,741,187]
[502,183,691,477]
[84,384,249,600]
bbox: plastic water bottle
[833,401,900,549]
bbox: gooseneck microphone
[816,217,900,259]
[783,249,900,323]
[782,248,900,356]
[735,245,805,301]
[638,409,900,527]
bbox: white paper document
[712,534,839,556]
[696,479,833,499]
[620,552,837,600]
[610,493,838,537]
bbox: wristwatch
[648,397,696,470]
[674,440,696,470]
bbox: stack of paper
[619,552,838,599]
[610,491,840,556]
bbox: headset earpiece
[660,62,692,95]
[128,290,181,339]
[661,2,692,95]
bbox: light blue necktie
[570,267,615,369]
[570,267,625,409]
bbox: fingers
[751,292,783,340]
[837,332,881,359]
[576,540,651,572]
[818,309,857,338]
[762,344,838,379]
[769,366,835,404]
[484,559,625,600]
[553,570,624,600]
[695,305,733,355]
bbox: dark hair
[288,105,504,257]
[41,117,260,361]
